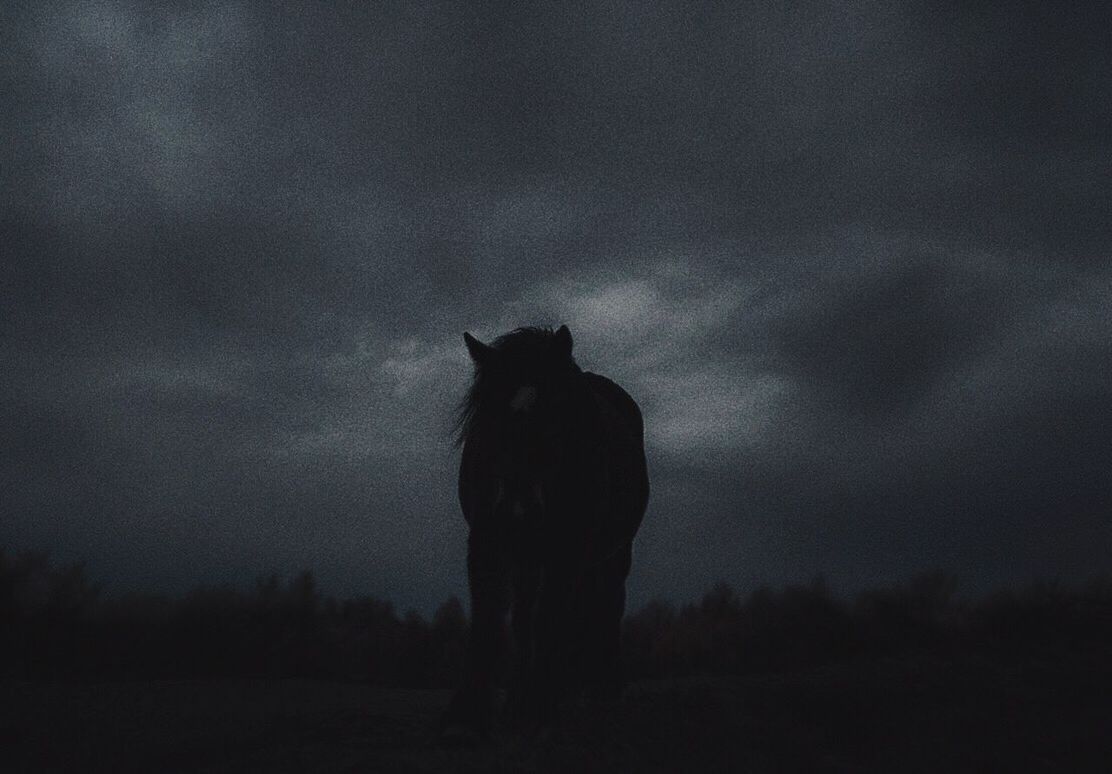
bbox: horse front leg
[505,562,540,726]
[528,562,581,727]
[441,526,510,742]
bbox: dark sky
[3,1,1110,613]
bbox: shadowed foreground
[4,648,1110,773]
[4,556,1111,771]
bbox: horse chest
[493,476,546,523]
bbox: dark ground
[4,648,1110,773]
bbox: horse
[441,325,650,740]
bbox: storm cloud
[2,1,1110,611]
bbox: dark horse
[441,325,649,740]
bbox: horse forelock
[453,326,576,447]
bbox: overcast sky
[3,1,1110,613]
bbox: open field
[4,647,1110,773]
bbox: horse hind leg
[527,564,583,726]
[583,543,633,701]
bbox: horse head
[457,325,580,443]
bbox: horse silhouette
[441,325,650,740]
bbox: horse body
[444,326,649,737]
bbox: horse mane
[452,326,568,447]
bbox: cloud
[10,1,261,219]
[2,0,1110,611]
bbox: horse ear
[463,332,495,366]
[554,324,573,357]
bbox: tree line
[3,549,1110,684]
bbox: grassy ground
[3,648,1109,773]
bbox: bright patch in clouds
[642,368,788,454]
